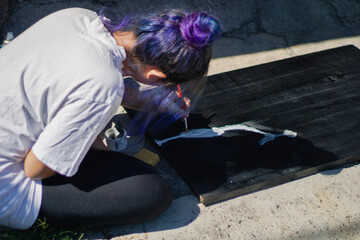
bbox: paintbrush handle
[177,84,189,133]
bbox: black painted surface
[147,45,360,205]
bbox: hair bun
[180,12,221,48]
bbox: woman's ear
[146,67,167,81]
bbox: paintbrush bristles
[184,118,188,133]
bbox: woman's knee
[99,173,173,224]
[132,173,173,220]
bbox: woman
[0,7,220,229]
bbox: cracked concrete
[1,0,360,239]
[2,0,360,53]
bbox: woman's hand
[154,90,190,118]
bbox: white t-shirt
[0,8,126,229]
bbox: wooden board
[146,45,360,206]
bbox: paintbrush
[177,84,188,133]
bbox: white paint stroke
[155,123,297,146]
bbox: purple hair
[99,9,221,84]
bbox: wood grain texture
[149,45,360,206]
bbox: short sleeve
[32,97,118,177]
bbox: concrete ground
[1,0,360,239]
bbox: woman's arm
[121,78,190,117]
[25,135,108,180]
[24,149,57,180]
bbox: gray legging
[39,149,173,228]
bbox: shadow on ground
[84,195,200,239]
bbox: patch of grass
[0,218,86,240]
